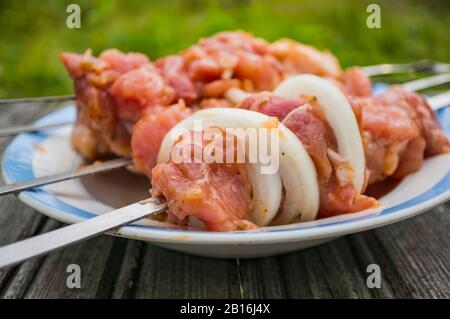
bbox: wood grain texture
[133,245,241,299]
[0,105,448,299]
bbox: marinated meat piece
[270,39,342,78]
[361,100,420,184]
[376,86,450,156]
[183,31,284,93]
[99,49,150,73]
[69,76,120,159]
[363,131,395,184]
[360,86,449,184]
[393,136,426,180]
[132,102,192,177]
[111,65,176,123]
[155,55,198,104]
[282,105,332,181]
[202,79,241,98]
[152,162,256,232]
[361,99,419,141]
[199,98,234,109]
[151,131,256,232]
[71,122,109,160]
[61,49,150,159]
[318,174,378,218]
[239,91,305,120]
[234,53,283,91]
[187,56,225,82]
[324,68,372,99]
[341,67,373,97]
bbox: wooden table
[0,104,449,299]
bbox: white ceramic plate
[2,88,450,258]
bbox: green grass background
[0,0,449,98]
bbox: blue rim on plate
[2,85,450,244]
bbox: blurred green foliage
[0,0,449,98]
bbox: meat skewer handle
[0,95,75,106]
[0,197,167,268]
[0,121,73,137]
[0,157,132,196]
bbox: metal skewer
[0,197,167,269]
[0,157,132,196]
[0,95,75,106]
[0,95,75,105]
[401,73,450,92]
[0,121,73,137]
[428,91,450,111]
[362,60,450,77]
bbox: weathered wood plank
[238,205,449,299]
[279,248,334,298]
[238,237,373,299]
[111,239,145,299]
[315,237,374,298]
[345,232,404,298]
[23,234,121,298]
[238,257,287,298]
[0,198,48,289]
[0,104,70,292]
[342,205,450,299]
[370,205,450,298]
[0,218,60,299]
[133,245,241,298]
[0,214,45,292]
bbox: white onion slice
[246,162,282,226]
[158,108,319,225]
[274,74,365,193]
